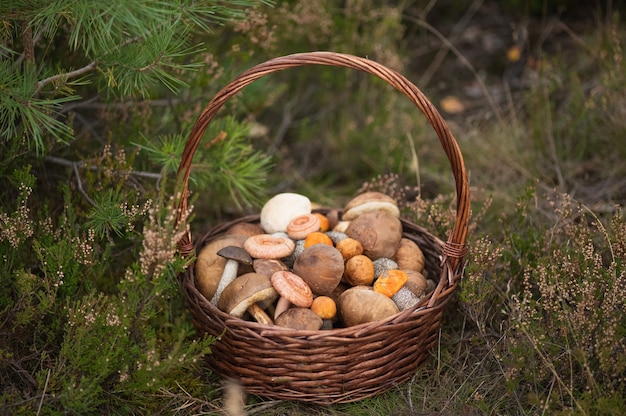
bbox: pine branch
[22,22,35,65]
[35,61,97,95]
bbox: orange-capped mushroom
[313,213,330,232]
[310,296,337,320]
[344,254,375,286]
[373,269,408,297]
[303,231,333,248]
[335,237,363,261]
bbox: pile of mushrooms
[195,191,436,330]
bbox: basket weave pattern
[176,52,470,404]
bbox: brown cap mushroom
[209,246,253,305]
[252,258,289,278]
[342,192,400,221]
[224,222,264,237]
[195,234,248,301]
[338,286,399,327]
[345,210,402,260]
[293,244,344,296]
[274,307,323,330]
[393,238,425,273]
[217,273,278,323]
[243,234,295,259]
[404,270,428,297]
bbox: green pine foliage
[0,0,273,413]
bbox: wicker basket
[175,51,470,405]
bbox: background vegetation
[1,0,625,414]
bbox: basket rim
[174,51,471,273]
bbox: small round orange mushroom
[313,213,330,232]
[344,254,375,286]
[373,269,408,298]
[303,231,333,248]
[310,296,337,320]
[335,237,363,261]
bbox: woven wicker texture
[175,52,470,404]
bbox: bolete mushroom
[338,286,399,327]
[293,244,344,296]
[252,258,288,278]
[404,270,428,297]
[345,209,402,259]
[195,234,248,301]
[274,307,323,330]
[259,193,311,234]
[209,246,253,305]
[217,272,278,324]
[224,222,264,237]
[342,192,400,220]
[393,238,425,273]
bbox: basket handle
[175,51,470,271]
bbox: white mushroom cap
[260,193,311,234]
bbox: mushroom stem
[274,296,292,320]
[210,259,239,305]
[247,303,273,325]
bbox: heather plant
[504,191,626,414]
[0,1,274,413]
[0,168,216,414]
